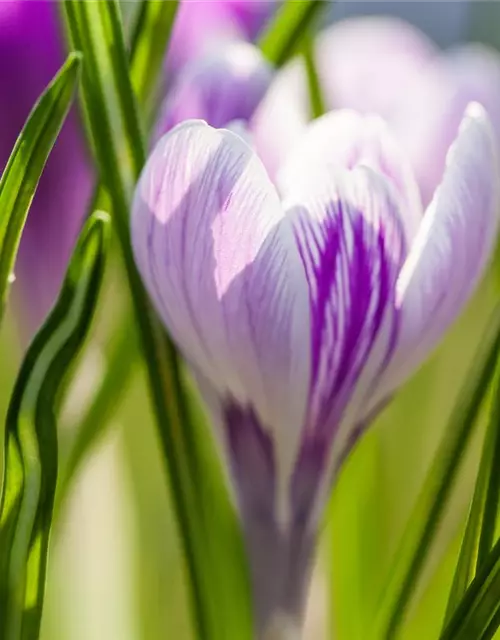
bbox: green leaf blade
[441,537,500,640]
[129,0,181,111]
[258,0,326,68]
[0,211,110,640]
[444,362,500,623]
[0,53,81,322]
[302,34,326,119]
[373,307,500,638]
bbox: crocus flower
[0,1,92,333]
[132,103,499,636]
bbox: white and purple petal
[371,103,500,409]
[280,147,406,522]
[133,120,311,508]
[278,110,422,246]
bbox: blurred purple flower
[156,40,306,181]
[226,0,275,39]
[166,0,275,74]
[0,1,92,334]
[156,41,274,139]
[132,104,499,635]
[312,17,500,206]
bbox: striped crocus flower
[132,105,499,637]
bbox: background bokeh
[1,1,500,639]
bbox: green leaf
[129,0,180,111]
[61,3,253,639]
[55,0,181,499]
[0,53,81,323]
[373,307,500,639]
[0,211,110,640]
[258,0,326,68]
[302,34,326,119]
[55,0,182,506]
[440,536,500,640]
[444,362,500,624]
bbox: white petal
[373,103,500,405]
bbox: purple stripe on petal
[283,166,405,521]
[289,167,404,438]
[278,110,422,248]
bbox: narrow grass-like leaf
[0,211,110,640]
[129,0,180,111]
[440,536,500,640]
[57,0,180,485]
[444,363,500,624]
[56,0,181,493]
[61,4,252,638]
[258,0,326,68]
[373,307,500,639]
[302,34,326,119]
[0,53,81,322]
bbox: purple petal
[278,110,422,246]
[155,42,273,142]
[282,162,406,521]
[132,120,310,494]
[372,103,500,408]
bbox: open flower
[132,105,499,637]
